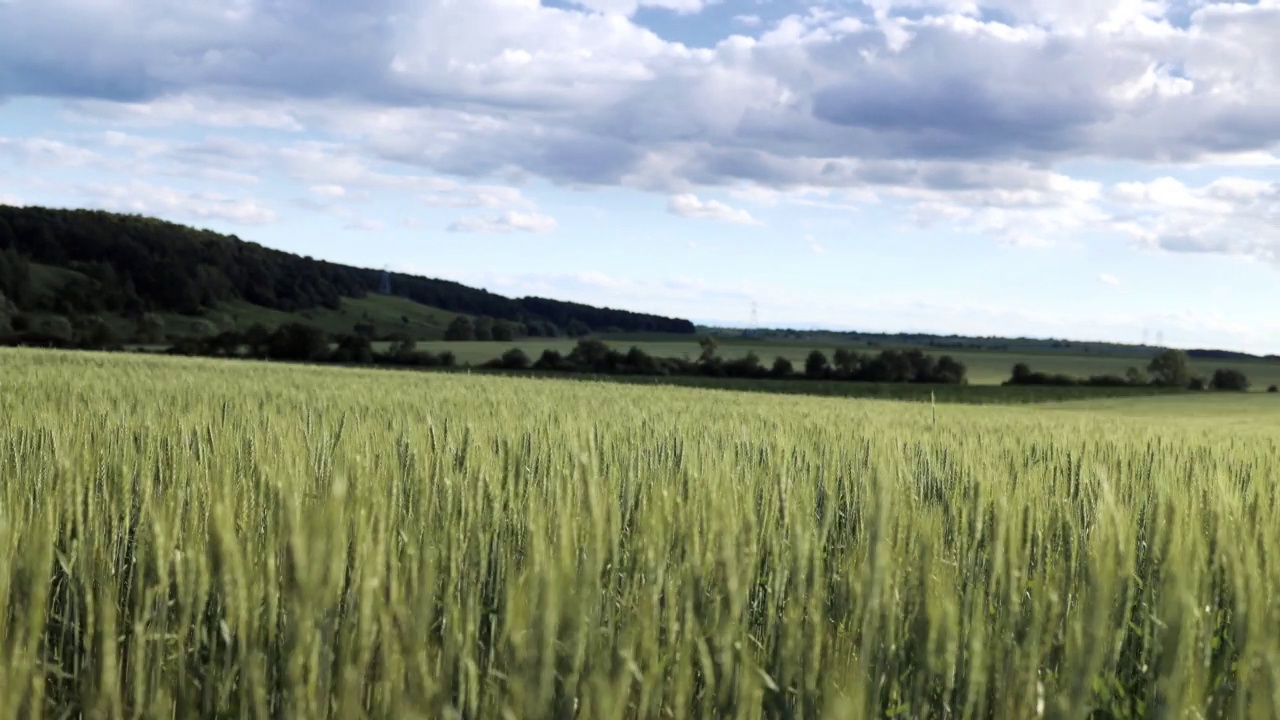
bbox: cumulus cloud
[1108,176,1280,261]
[1099,273,1121,287]
[667,193,758,224]
[0,0,1278,260]
[8,0,1276,171]
[447,211,558,234]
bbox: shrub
[1211,368,1250,391]
[535,349,568,371]
[497,348,531,370]
[332,334,375,364]
[771,356,794,378]
[1269,385,1278,393]
[267,323,330,362]
[723,352,766,379]
[624,346,659,374]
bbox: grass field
[414,338,1280,388]
[3,349,1280,718]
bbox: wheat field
[2,349,1279,719]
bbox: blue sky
[1,0,1278,352]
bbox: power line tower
[1156,330,1165,348]
[379,266,392,295]
[750,301,759,329]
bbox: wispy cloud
[667,194,759,225]
[447,211,558,234]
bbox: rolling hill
[0,205,696,340]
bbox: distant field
[411,337,1280,388]
[455,368,1193,405]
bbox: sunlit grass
[2,348,1279,718]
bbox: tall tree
[1147,349,1191,387]
[804,350,830,379]
[444,316,475,341]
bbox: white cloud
[447,211,558,234]
[0,0,1277,261]
[568,0,716,16]
[804,234,826,254]
[1107,176,1280,261]
[1099,273,1121,287]
[667,193,759,224]
[69,95,305,131]
[423,184,532,210]
[310,184,347,198]
[0,137,100,167]
[76,181,277,225]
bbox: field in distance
[409,336,1280,388]
[4,348,1280,718]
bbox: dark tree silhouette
[444,316,475,341]
[805,350,830,379]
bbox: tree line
[1005,349,1260,392]
[483,338,967,384]
[0,205,696,334]
[155,330,966,385]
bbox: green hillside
[20,262,470,342]
[0,204,697,340]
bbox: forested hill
[0,205,695,334]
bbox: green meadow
[2,349,1279,718]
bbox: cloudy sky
[1,0,1278,352]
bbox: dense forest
[0,205,695,334]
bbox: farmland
[411,337,1280,388]
[2,349,1280,718]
